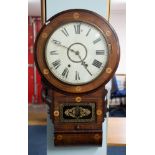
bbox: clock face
[45,22,109,85]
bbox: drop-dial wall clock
[34,9,120,146]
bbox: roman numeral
[75,71,80,80]
[52,60,61,69]
[62,68,69,78]
[92,59,102,68]
[50,51,58,55]
[61,28,69,37]
[74,23,81,34]
[93,37,101,44]
[86,28,91,37]
[96,50,105,55]
[52,39,61,45]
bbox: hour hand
[77,54,92,76]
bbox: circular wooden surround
[34,9,120,94]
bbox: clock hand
[52,39,92,76]
[52,39,77,54]
[77,52,92,76]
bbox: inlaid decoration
[60,103,96,122]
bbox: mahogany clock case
[34,9,120,94]
[34,9,120,146]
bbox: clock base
[54,131,102,146]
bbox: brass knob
[54,111,59,117]
[56,135,63,141]
[94,134,100,140]
[75,86,81,92]
[73,12,80,19]
[75,97,82,102]
[43,69,49,75]
[106,67,112,74]
[97,109,102,116]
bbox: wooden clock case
[34,9,120,146]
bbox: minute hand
[52,39,76,54]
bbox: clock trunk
[44,84,107,146]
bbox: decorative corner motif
[75,97,82,103]
[97,109,102,116]
[108,43,112,52]
[73,12,80,19]
[75,86,81,92]
[42,32,48,38]
[106,30,111,37]
[94,134,100,140]
[106,67,112,74]
[56,135,63,141]
[43,69,49,75]
[54,110,59,117]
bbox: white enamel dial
[45,22,109,85]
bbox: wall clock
[34,9,120,146]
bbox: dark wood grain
[54,132,103,146]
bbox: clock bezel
[34,9,120,94]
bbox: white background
[0,0,155,155]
